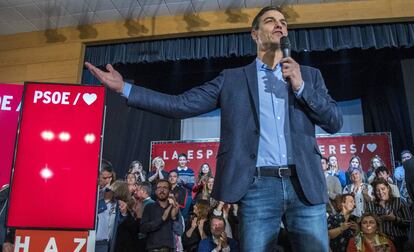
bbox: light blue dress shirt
[255,58,303,167]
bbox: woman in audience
[328,194,360,252]
[347,213,396,252]
[147,156,169,197]
[346,155,366,184]
[128,160,146,182]
[343,167,374,217]
[202,177,218,207]
[182,199,210,252]
[192,163,213,199]
[329,155,347,187]
[367,155,388,184]
[366,178,410,251]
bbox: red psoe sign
[7,83,105,230]
[0,84,23,189]
[151,140,219,175]
[14,230,89,252]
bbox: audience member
[99,159,115,200]
[169,170,188,210]
[328,194,359,252]
[395,150,413,204]
[193,163,213,200]
[375,166,400,197]
[343,167,374,217]
[198,216,239,252]
[366,178,410,251]
[140,179,184,251]
[183,199,210,252]
[328,155,347,187]
[367,155,389,184]
[174,153,195,219]
[128,160,146,182]
[346,156,366,184]
[346,213,396,252]
[322,157,342,201]
[147,157,169,197]
[403,157,414,241]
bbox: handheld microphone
[280,36,291,58]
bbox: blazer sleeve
[126,72,225,119]
[296,68,343,134]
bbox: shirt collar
[256,57,281,72]
[177,166,187,171]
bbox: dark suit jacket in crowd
[404,158,414,201]
[128,60,343,204]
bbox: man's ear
[251,30,258,42]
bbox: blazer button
[250,154,256,159]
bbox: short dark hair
[375,166,389,176]
[252,6,285,30]
[169,170,179,177]
[178,153,187,159]
[210,215,226,227]
[101,158,113,173]
[401,150,412,158]
[156,179,171,191]
[321,156,329,163]
[138,181,152,196]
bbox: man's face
[251,10,288,50]
[321,159,328,172]
[169,172,178,185]
[210,218,225,237]
[99,171,112,188]
[402,152,412,163]
[178,156,187,167]
[155,182,170,201]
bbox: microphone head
[280,36,291,50]
[280,36,291,58]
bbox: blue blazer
[128,60,343,205]
[198,237,239,252]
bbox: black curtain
[103,88,180,177]
[83,24,414,176]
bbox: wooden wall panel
[0,0,412,84]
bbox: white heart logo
[82,93,97,106]
[367,143,377,152]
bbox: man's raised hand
[85,62,125,93]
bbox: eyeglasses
[156,186,169,191]
[102,176,112,179]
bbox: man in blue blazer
[86,6,342,252]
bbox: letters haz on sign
[14,230,89,252]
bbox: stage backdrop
[0,84,23,189]
[151,139,219,176]
[150,132,393,176]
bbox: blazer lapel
[244,61,260,128]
